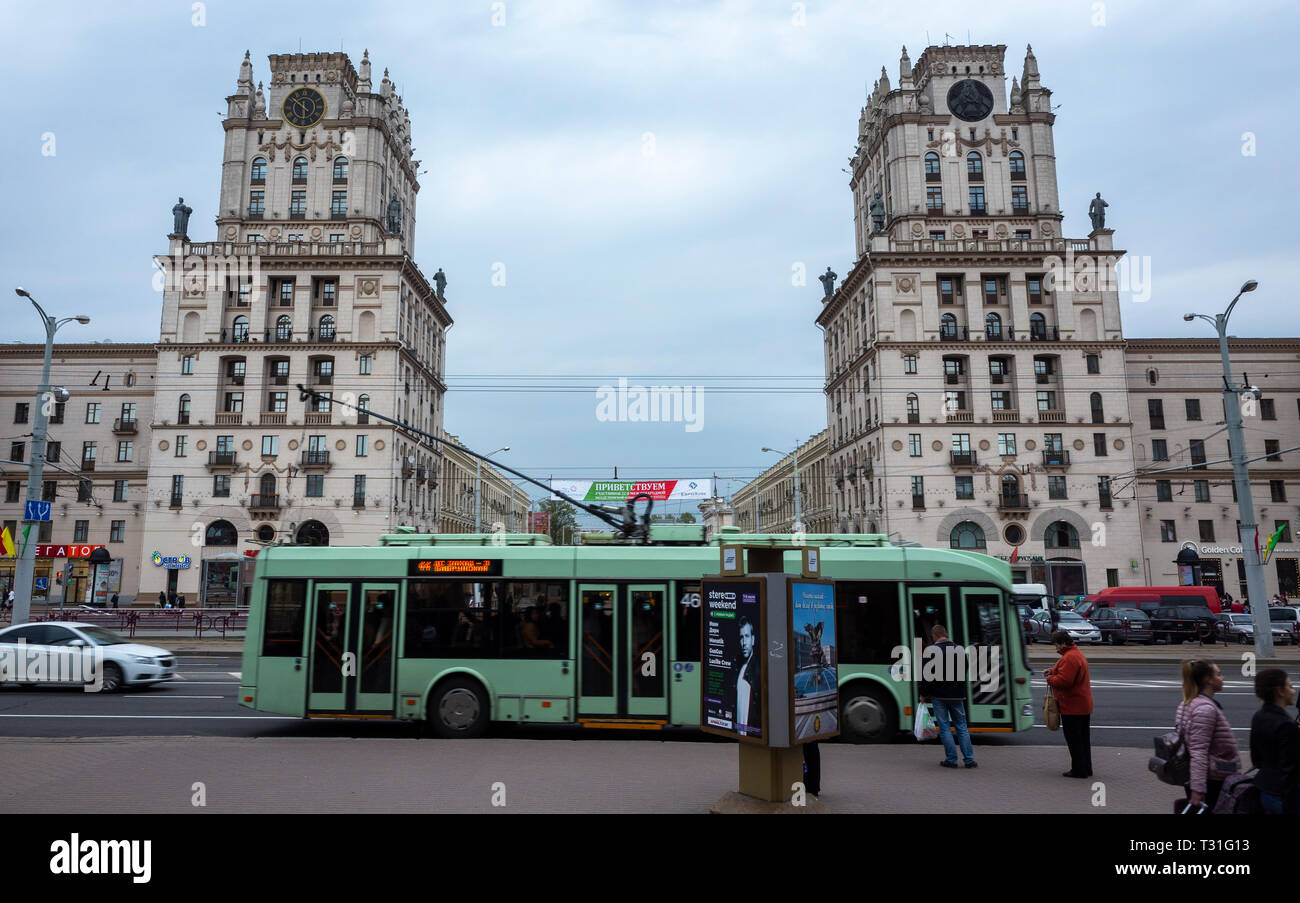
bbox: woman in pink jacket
[1175,660,1241,811]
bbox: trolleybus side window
[262,579,307,657]
[834,581,903,664]
[676,582,702,662]
[404,579,569,659]
[500,581,569,659]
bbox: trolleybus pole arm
[295,383,641,538]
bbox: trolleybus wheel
[840,684,897,744]
[428,677,489,739]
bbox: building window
[276,315,293,341]
[1152,439,1168,461]
[1098,476,1112,508]
[171,475,184,505]
[250,156,266,183]
[333,156,349,181]
[1008,151,1026,177]
[1093,433,1107,457]
[926,185,943,212]
[292,156,308,182]
[177,394,191,424]
[998,433,1016,456]
[1276,520,1292,544]
[1011,185,1028,213]
[4,482,18,503]
[354,474,367,504]
[1046,521,1081,548]
[181,355,194,375]
[305,474,324,497]
[116,441,132,463]
[966,151,983,178]
[110,521,125,543]
[278,280,294,306]
[41,480,56,502]
[911,476,924,509]
[320,281,337,306]
[319,315,336,340]
[908,434,921,457]
[1086,353,1099,374]
[313,392,332,413]
[358,394,370,424]
[1185,398,1201,421]
[1048,475,1067,500]
[262,436,279,456]
[289,189,306,217]
[1089,392,1104,424]
[1156,479,1172,502]
[81,441,95,466]
[175,435,187,457]
[1198,520,1215,542]
[1036,391,1057,412]
[1271,480,1287,502]
[929,231,945,241]
[968,185,986,215]
[985,312,1002,339]
[1265,440,1281,462]
[73,520,89,542]
[46,441,61,464]
[955,476,974,499]
[113,480,128,502]
[1148,398,1164,430]
[1194,480,1210,503]
[14,403,29,424]
[232,316,249,343]
[331,190,347,216]
[939,275,961,304]
[270,392,288,413]
[223,392,244,414]
[359,354,373,375]
[924,152,940,178]
[1190,439,1206,469]
[213,475,231,498]
[1160,520,1177,542]
[86,402,101,424]
[902,354,917,374]
[1261,398,1276,420]
[950,521,985,549]
[356,435,368,457]
[990,390,1011,410]
[248,190,264,216]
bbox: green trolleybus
[238,526,1034,742]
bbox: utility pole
[10,287,89,624]
[1185,280,1273,656]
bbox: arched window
[1000,474,1020,502]
[332,157,348,181]
[292,156,308,181]
[259,473,277,497]
[1008,151,1026,177]
[985,312,1002,339]
[358,393,370,424]
[950,521,986,550]
[906,393,919,423]
[296,520,329,546]
[250,157,266,182]
[1090,392,1104,424]
[1045,521,1080,549]
[205,520,238,546]
[177,394,191,424]
[966,151,983,177]
[924,152,940,176]
[941,312,958,338]
[1030,312,1047,340]
[318,315,336,340]
[276,315,292,341]
[232,316,249,343]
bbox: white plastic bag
[913,702,938,742]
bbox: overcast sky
[1,0,1295,523]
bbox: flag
[1254,527,1261,563]
[1263,523,1287,565]
[1010,545,1019,564]
[0,527,14,558]
[18,524,31,557]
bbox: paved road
[1,655,1288,748]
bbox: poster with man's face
[700,578,763,741]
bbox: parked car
[1029,609,1101,645]
[0,622,175,692]
[1269,606,1300,634]
[1090,607,1154,645]
[1082,585,1221,614]
[1148,604,1218,644]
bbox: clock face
[946,79,994,122]
[282,87,326,128]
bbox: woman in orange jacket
[1045,630,1094,778]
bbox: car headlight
[130,655,156,664]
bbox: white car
[0,622,176,692]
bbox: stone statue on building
[171,197,192,237]
[1089,192,1108,231]
[869,192,886,232]
[819,267,837,297]
[434,268,447,297]
[386,194,402,234]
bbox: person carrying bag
[1175,659,1241,812]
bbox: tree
[538,499,579,545]
[678,512,696,524]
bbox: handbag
[1043,693,1060,732]
[1149,706,1191,786]
[1213,770,1262,815]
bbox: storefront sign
[34,544,104,559]
[1199,545,1297,556]
[151,551,192,569]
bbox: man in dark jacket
[919,625,976,769]
[1251,668,1299,814]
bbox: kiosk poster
[701,579,764,741]
[790,580,839,742]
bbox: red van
[1077,585,1221,617]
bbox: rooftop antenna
[943,32,954,46]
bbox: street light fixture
[475,446,510,533]
[10,287,91,623]
[761,444,802,533]
[1184,279,1272,656]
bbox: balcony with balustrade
[300,450,331,470]
[207,451,238,471]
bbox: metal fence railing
[0,608,247,638]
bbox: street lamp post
[11,287,90,624]
[475,446,509,533]
[1184,280,1273,656]
[762,445,802,532]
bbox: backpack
[1213,770,1262,814]
[1148,704,1191,786]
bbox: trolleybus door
[578,584,618,714]
[906,586,951,716]
[626,584,668,717]
[353,583,398,712]
[956,587,1009,726]
[308,583,351,712]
